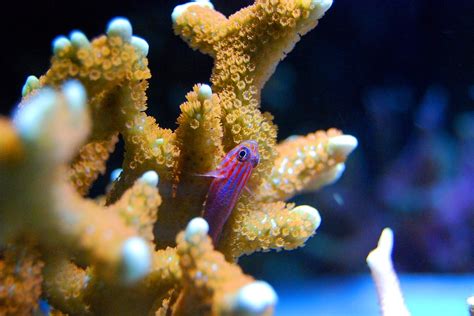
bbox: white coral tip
[52,36,71,55]
[185,217,209,243]
[131,36,149,57]
[367,228,394,270]
[14,88,57,141]
[21,75,40,97]
[291,205,321,231]
[313,0,333,12]
[328,135,358,157]
[121,237,151,283]
[107,17,133,42]
[139,170,159,187]
[467,295,474,312]
[233,281,278,316]
[62,80,87,113]
[195,0,214,8]
[171,0,214,23]
[198,84,212,101]
[70,30,90,48]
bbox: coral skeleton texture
[0,0,358,315]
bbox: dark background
[1,0,473,281]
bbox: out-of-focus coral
[0,243,43,315]
[174,218,276,315]
[301,85,472,276]
[468,295,474,316]
[376,87,474,272]
[367,228,411,316]
[0,0,358,315]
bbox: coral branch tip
[198,84,212,101]
[185,217,209,244]
[107,17,133,42]
[139,170,159,187]
[70,30,90,48]
[14,88,57,141]
[171,0,214,23]
[52,36,71,55]
[62,80,87,113]
[291,205,321,231]
[467,295,474,316]
[121,237,151,283]
[312,0,333,13]
[328,135,358,158]
[232,281,278,316]
[366,227,394,269]
[21,75,40,97]
[131,36,149,57]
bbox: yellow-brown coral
[0,243,43,315]
[0,0,357,315]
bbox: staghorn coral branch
[109,79,178,198]
[0,242,43,316]
[219,201,321,260]
[42,256,92,315]
[22,17,177,198]
[112,171,162,243]
[1,82,90,244]
[69,134,119,196]
[171,1,226,57]
[173,0,333,97]
[83,248,181,315]
[367,228,411,316]
[0,1,359,313]
[52,180,146,282]
[1,82,156,284]
[259,129,358,201]
[174,218,277,316]
[153,84,225,248]
[173,0,334,194]
[174,84,224,180]
[43,247,182,315]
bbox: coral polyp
[0,0,358,315]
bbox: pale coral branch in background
[468,295,474,316]
[367,228,411,316]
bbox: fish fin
[194,169,226,179]
[244,185,256,197]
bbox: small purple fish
[202,140,260,245]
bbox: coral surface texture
[0,0,358,315]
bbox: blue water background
[275,274,473,315]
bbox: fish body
[202,140,259,245]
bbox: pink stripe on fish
[202,140,260,245]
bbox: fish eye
[237,147,249,161]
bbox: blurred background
[0,0,472,314]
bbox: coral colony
[0,0,422,315]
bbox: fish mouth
[250,154,260,168]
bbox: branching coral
[174,218,276,316]
[0,0,358,315]
[367,228,411,316]
[0,242,43,315]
